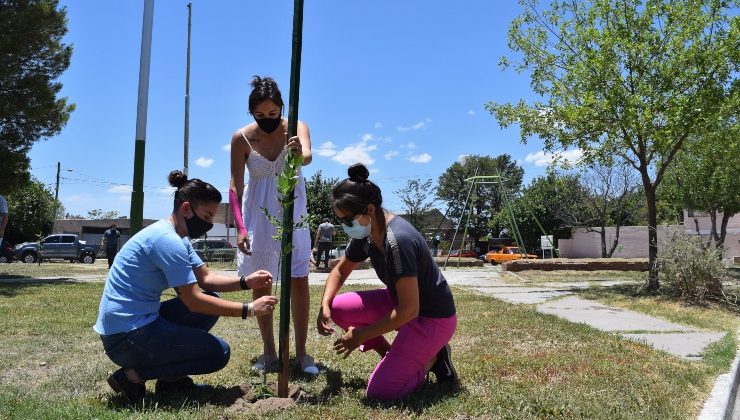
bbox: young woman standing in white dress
[229,76,317,375]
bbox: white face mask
[342,218,371,239]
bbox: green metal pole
[130,0,154,235]
[278,0,304,398]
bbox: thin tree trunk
[600,227,607,258]
[718,212,731,249]
[607,224,620,257]
[645,185,659,291]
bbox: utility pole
[54,162,61,223]
[183,2,192,176]
[129,0,155,235]
[55,162,60,204]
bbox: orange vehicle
[483,246,538,265]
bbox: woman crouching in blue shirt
[94,170,278,404]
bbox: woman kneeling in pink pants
[317,163,458,400]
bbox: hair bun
[168,170,188,189]
[347,163,369,182]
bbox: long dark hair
[168,170,222,212]
[248,76,284,114]
[331,163,386,233]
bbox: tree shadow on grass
[361,380,465,414]
[106,383,238,411]
[319,364,464,413]
[0,279,80,297]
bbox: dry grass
[0,278,734,419]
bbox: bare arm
[0,214,7,235]
[332,277,420,358]
[317,256,358,335]
[230,130,248,200]
[297,120,312,165]
[194,265,273,292]
[230,130,251,254]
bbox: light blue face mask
[342,218,372,239]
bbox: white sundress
[235,128,311,280]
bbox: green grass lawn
[0,279,734,419]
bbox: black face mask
[255,115,281,134]
[185,210,213,239]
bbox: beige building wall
[558,222,740,262]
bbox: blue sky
[28,0,577,219]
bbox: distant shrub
[657,231,726,303]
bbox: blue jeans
[100,292,230,380]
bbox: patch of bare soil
[219,382,314,417]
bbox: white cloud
[524,149,583,167]
[108,185,133,193]
[384,150,399,160]
[222,143,231,152]
[409,153,432,163]
[118,195,131,202]
[401,141,418,150]
[332,143,377,166]
[316,141,338,157]
[65,193,94,204]
[195,157,214,168]
[361,133,374,142]
[370,168,380,174]
[468,110,476,116]
[159,187,177,195]
[397,118,431,132]
[374,122,382,129]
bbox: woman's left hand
[333,326,362,358]
[286,135,302,156]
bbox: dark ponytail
[168,170,222,212]
[248,76,284,113]
[331,163,386,233]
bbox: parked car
[191,238,236,262]
[14,234,98,264]
[484,246,538,265]
[447,249,479,258]
[0,239,14,263]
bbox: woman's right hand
[316,305,335,336]
[237,232,251,255]
[251,295,278,317]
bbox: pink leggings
[330,288,457,400]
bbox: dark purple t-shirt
[344,216,456,318]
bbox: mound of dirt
[220,382,313,416]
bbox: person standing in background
[314,218,335,269]
[103,224,121,269]
[0,193,8,247]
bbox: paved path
[304,267,727,361]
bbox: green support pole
[278,0,304,398]
[130,140,146,234]
[129,0,154,235]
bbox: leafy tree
[493,172,580,250]
[3,178,59,243]
[664,118,740,250]
[0,0,75,192]
[86,209,120,220]
[436,154,524,244]
[305,170,339,233]
[487,0,738,290]
[394,178,436,232]
[555,162,643,257]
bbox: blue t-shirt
[93,220,204,335]
[344,216,456,318]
